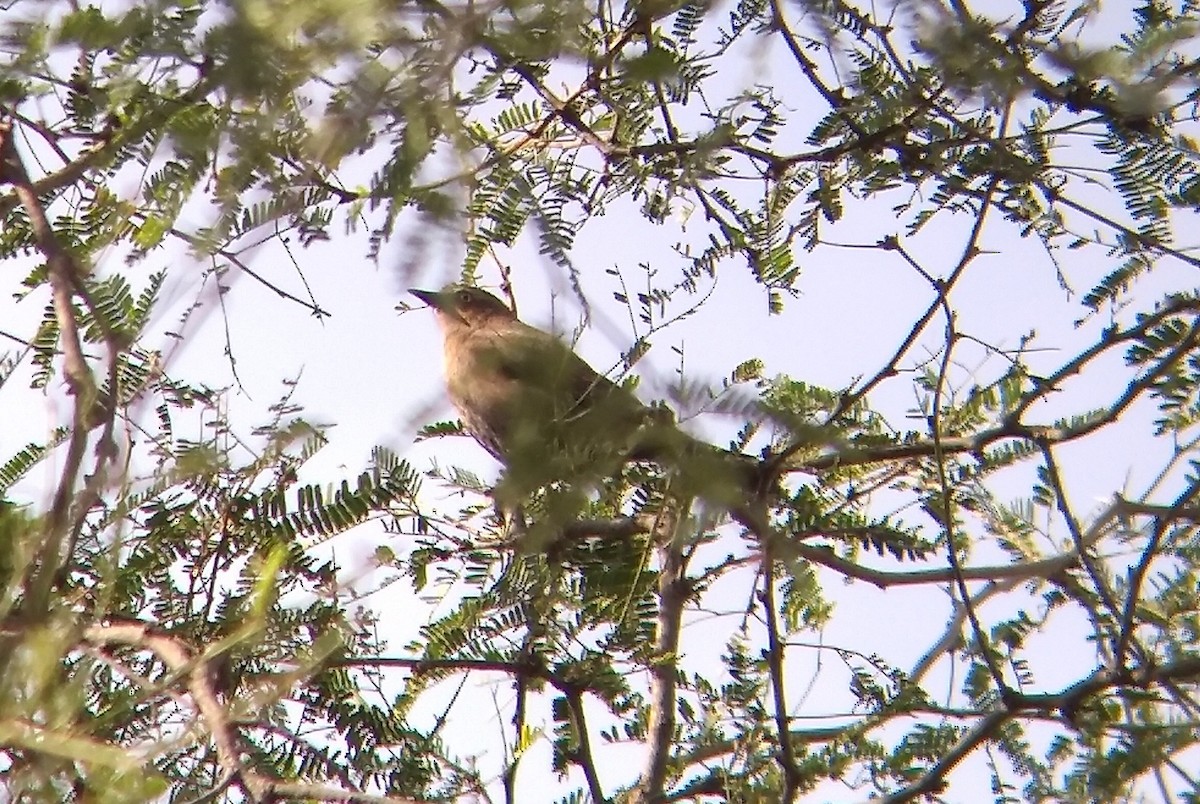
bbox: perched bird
[411,286,763,506]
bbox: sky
[1,0,1196,801]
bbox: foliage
[2,0,1200,802]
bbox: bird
[411,286,764,509]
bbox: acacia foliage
[1,0,1200,802]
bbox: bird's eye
[457,290,472,304]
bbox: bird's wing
[489,324,636,419]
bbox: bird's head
[411,286,516,329]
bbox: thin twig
[564,687,608,804]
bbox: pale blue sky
[1,0,1194,799]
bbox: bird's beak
[410,288,443,308]
[411,288,466,324]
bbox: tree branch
[634,508,689,804]
[761,562,801,801]
[0,111,102,612]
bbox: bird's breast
[440,331,523,446]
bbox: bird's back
[443,319,647,464]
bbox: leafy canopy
[2,1,1200,802]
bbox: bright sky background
[1,0,1194,800]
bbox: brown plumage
[412,286,761,503]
